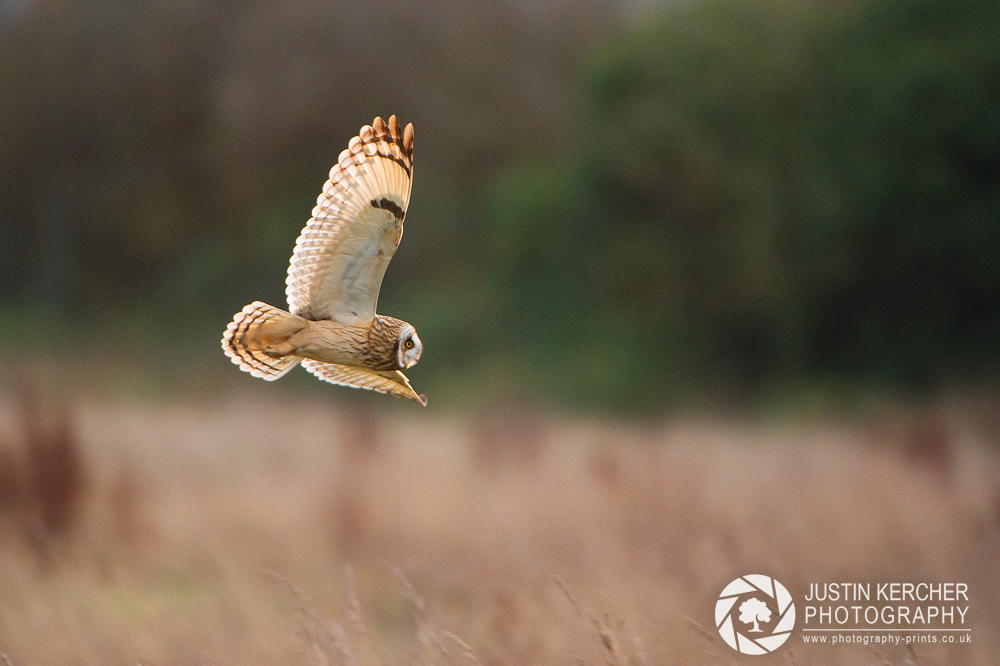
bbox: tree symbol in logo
[739,597,772,632]
[715,575,795,655]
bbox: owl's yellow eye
[405,339,414,349]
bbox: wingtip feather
[403,123,414,155]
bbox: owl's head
[397,325,422,369]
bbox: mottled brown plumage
[222,116,425,405]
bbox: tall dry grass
[0,391,997,665]
[0,384,87,563]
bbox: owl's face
[397,325,422,369]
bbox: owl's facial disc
[397,326,422,369]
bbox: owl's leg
[263,341,296,357]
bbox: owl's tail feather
[222,301,306,380]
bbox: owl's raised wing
[301,359,427,406]
[286,116,414,324]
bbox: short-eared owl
[222,116,426,406]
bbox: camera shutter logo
[716,575,795,654]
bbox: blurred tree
[0,0,618,317]
[480,0,1000,407]
[3,0,998,410]
[804,0,1000,387]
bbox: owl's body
[222,116,426,405]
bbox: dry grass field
[1,390,998,665]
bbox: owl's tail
[222,301,306,380]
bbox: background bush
[2,0,997,411]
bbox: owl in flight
[222,115,426,406]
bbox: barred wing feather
[286,115,414,324]
[301,359,427,405]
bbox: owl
[222,115,426,406]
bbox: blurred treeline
[1,0,998,411]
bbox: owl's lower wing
[286,116,414,325]
[301,360,427,406]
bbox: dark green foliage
[2,0,998,410]
[478,0,1000,407]
[0,0,614,316]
